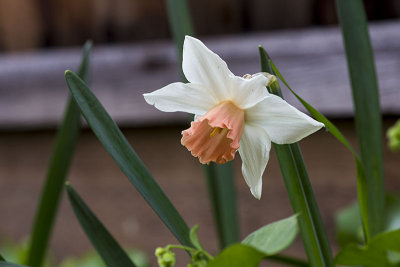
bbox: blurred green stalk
[259,47,334,267]
[26,41,92,267]
[165,0,239,248]
[335,0,385,241]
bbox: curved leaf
[64,71,191,246]
[66,184,137,267]
[242,215,298,255]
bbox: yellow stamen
[210,127,223,137]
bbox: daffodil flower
[144,36,324,199]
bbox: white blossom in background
[144,36,324,199]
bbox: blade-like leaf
[335,0,385,240]
[242,215,298,255]
[165,0,239,248]
[66,184,136,267]
[207,244,265,267]
[0,254,4,262]
[259,47,334,267]
[165,0,194,64]
[64,71,191,246]
[267,57,369,244]
[26,41,92,267]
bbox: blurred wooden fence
[0,0,398,51]
[0,20,399,130]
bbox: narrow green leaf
[189,225,203,251]
[26,41,92,267]
[242,215,298,255]
[0,253,5,261]
[268,57,369,243]
[259,47,334,267]
[66,184,136,267]
[0,263,29,267]
[204,162,239,248]
[165,0,239,248]
[335,0,385,240]
[64,71,191,247]
[207,244,265,267]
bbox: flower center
[181,101,245,164]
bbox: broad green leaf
[259,47,334,267]
[242,215,298,255]
[165,0,239,249]
[370,228,400,252]
[66,184,137,267]
[335,0,385,240]
[335,243,389,267]
[0,263,29,267]
[207,244,265,267]
[64,71,191,247]
[335,228,400,266]
[26,41,92,267]
[189,225,203,251]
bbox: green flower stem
[259,47,334,267]
[335,0,385,241]
[165,0,239,249]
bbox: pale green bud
[387,120,400,151]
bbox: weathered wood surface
[0,20,399,130]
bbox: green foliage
[387,120,400,151]
[206,244,265,267]
[335,229,400,266]
[259,46,334,267]
[242,215,299,255]
[189,225,204,251]
[26,41,92,267]
[64,70,191,246]
[66,184,137,267]
[335,0,385,240]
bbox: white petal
[182,36,233,101]
[229,74,270,109]
[143,82,217,114]
[246,94,324,144]
[238,124,271,199]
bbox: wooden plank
[0,20,399,130]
